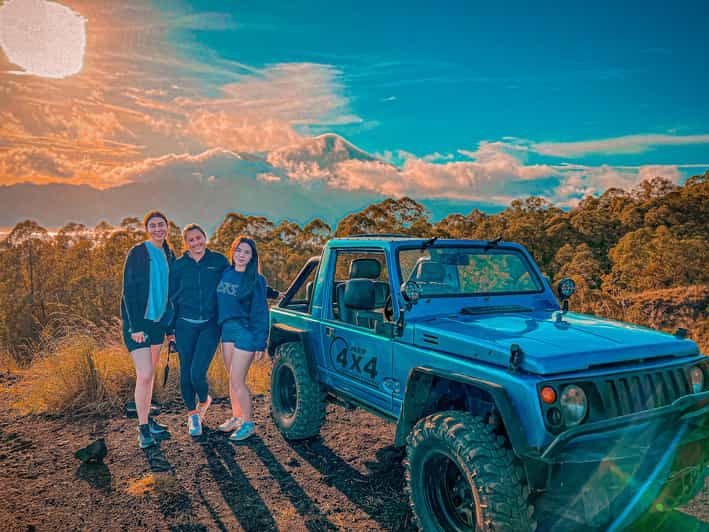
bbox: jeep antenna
[421,236,438,249]
[484,236,503,249]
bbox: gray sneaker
[217,416,241,433]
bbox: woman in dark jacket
[121,210,175,449]
[169,224,229,437]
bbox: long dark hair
[228,235,261,299]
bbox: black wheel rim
[422,450,476,531]
[275,365,297,417]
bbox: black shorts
[122,320,166,352]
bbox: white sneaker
[197,395,212,422]
[218,416,241,433]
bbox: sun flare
[0,0,86,79]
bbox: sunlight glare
[0,0,86,79]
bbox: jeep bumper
[526,391,709,530]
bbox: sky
[0,0,708,226]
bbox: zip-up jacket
[121,241,176,333]
[169,249,230,323]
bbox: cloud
[532,133,709,157]
[328,142,558,202]
[0,147,74,178]
[637,164,682,183]
[0,1,361,183]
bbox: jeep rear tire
[270,341,326,440]
[405,410,535,532]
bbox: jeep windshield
[398,245,543,297]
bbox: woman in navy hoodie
[121,210,175,449]
[217,235,269,441]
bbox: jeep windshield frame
[396,244,545,298]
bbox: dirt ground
[0,394,707,531]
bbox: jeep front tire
[405,410,535,532]
[270,341,326,440]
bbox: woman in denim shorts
[216,236,269,441]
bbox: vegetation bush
[11,322,271,417]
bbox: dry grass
[11,335,135,416]
[206,346,271,397]
[0,350,19,374]
[126,473,180,497]
[9,329,272,417]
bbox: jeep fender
[394,366,530,455]
[268,323,318,380]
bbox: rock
[74,438,108,464]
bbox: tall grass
[0,349,19,374]
[207,346,271,397]
[10,325,271,417]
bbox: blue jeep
[267,235,708,531]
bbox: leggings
[175,318,220,410]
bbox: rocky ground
[0,394,707,531]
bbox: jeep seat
[412,260,455,294]
[349,258,389,308]
[340,279,381,328]
[416,261,446,283]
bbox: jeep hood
[412,311,700,375]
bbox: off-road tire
[405,410,536,532]
[270,341,326,440]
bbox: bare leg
[222,341,233,375]
[131,347,155,425]
[148,343,162,414]
[229,347,255,422]
[222,342,242,418]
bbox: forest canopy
[1,171,707,361]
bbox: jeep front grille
[599,367,693,417]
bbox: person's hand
[130,331,146,343]
[254,350,265,362]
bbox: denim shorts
[221,319,259,351]
[122,319,166,352]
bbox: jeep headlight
[560,385,587,426]
[690,366,704,393]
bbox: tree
[335,197,432,236]
[604,226,708,292]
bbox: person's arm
[166,261,180,336]
[265,285,281,300]
[121,247,139,333]
[249,276,270,352]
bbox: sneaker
[138,424,157,449]
[228,421,255,442]
[197,395,212,422]
[188,413,202,437]
[217,416,241,433]
[148,416,168,435]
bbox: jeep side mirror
[401,280,421,308]
[556,277,576,312]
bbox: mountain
[0,134,494,229]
